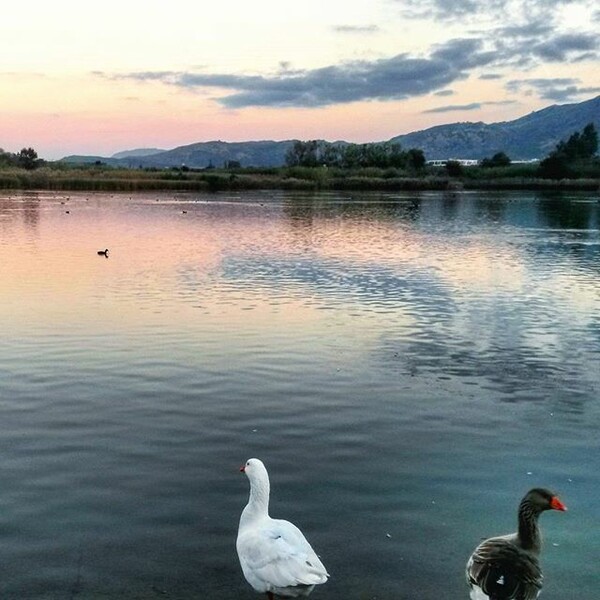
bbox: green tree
[480,151,511,168]
[580,123,598,158]
[407,148,426,170]
[286,139,426,170]
[538,153,573,179]
[17,147,40,170]
[445,160,463,177]
[319,143,342,167]
[0,148,15,167]
[539,123,598,178]
[285,140,319,167]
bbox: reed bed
[0,166,598,193]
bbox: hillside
[61,95,600,166]
[111,148,166,159]
[391,95,600,159]
[133,140,292,169]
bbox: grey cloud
[544,86,600,101]
[333,24,380,33]
[113,37,497,109]
[397,0,505,19]
[102,15,598,111]
[531,33,598,61]
[395,0,580,22]
[485,27,600,68]
[424,102,483,113]
[505,77,578,92]
[506,77,600,101]
[434,89,455,96]
[424,100,516,113]
[495,21,553,38]
[430,38,497,67]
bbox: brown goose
[466,488,567,600]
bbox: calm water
[0,190,599,599]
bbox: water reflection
[0,192,42,233]
[0,190,598,599]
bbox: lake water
[0,190,599,599]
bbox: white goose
[236,458,329,599]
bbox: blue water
[0,190,599,599]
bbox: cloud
[506,77,600,101]
[396,0,504,20]
[530,33,598,61]
[429,37,496,67]
[333,24,380,34]
[482,27,600,69]
[434,89,455,96]
[393,0,599,65]
[494,21,553,38]
[424,102,483,113]
[394,0,581,22]
[99,6,599,112]
[109,37,498,109]
[424,100,516,113]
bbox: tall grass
[0,165,598,192]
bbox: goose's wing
[466,537,542,600]
[237,518,328,591]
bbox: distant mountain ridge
[390,95,600,160]
[111,148,166,159]
[61,95,600,167]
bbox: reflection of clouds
[221,255,455,316]
[221,195,600,411]
[376,280,600,409]
[220,246,599,408]
[282,208,528,296]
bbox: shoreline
[1,168,599,193]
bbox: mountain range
[62,95,600,168]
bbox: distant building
[426,159,479,166]
[426,158,540,166]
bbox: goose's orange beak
[551,496,567,511]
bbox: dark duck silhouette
[97,249,109,257]
[466,488,566,600]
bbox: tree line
[285,140,426,171]
[0,147,43,170]
[538,123,598,178]
[2,123,597,180]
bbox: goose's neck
[517,498,542,552]
[243,474,270,522]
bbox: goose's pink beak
[239,465,246,473]
[551,496,567,511]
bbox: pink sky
[1,0,598,159]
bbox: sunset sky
[1,0,599,159]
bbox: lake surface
[0,190,599,599]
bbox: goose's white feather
[237,458,329,597]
